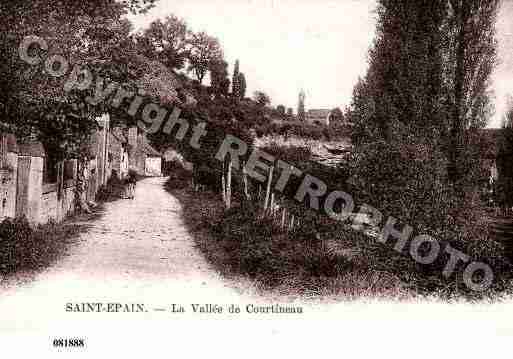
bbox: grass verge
[164,165,413,300]
[0,203,104,284]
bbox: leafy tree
[238,72,247,99]
[276,105,286,115]
[231,59,240,99]
[136,15,189,71]
[345,0,499,264]
[349,0,499,184]
[187,31,223,84]
[209,59,230,97]
[0,0,159,211]
[496,96,513,206]
[350,0,447,144]
[297,90,306,122]
[445,0,500,182]
[330,107,343,124]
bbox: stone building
[0,135,78,225]
[0,113,133,225]
[127,127,162,177]
[0,59,190,225]
[0,134,19,222]
[305,109,333,126]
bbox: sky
[128,0,513,128]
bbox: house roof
[136,59,183,107]
[1,133,18,153]
[113,54,195,108]
[307,109,331,118]
[138,136,161,157]
[111,127,127,144]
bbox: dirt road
[0,177,257,330]
[0,178,508,358]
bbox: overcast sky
[129,0,513,128]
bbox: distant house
[0,134,19,221]
[108,127,129,180]
[127,127,162,177]
[306,109,332,126]
[139,137,162,177]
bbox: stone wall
[106,131,127,180]
[145,157,162,177]
[0,152,18,221]
[1,116,140,225]
[96,114,109,188]
[40,181,75,224]
[2,133,86,225]
[40,186,57,223]
[21,155,44,225]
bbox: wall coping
[42,183,57,194]
[42,179,76,194]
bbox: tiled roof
[138,136,161,157]
[111,127,127,143]
[307,109,331,118]
[137,60,181,106]
[1,133,18,153]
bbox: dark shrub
[0,217,79,275]
[348,140,511,296]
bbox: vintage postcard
[1,0,513,357]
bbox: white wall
[145,157,162,177]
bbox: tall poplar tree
[238,72,246,99]
[232,59,240,99]
[445,0,500,183]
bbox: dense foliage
[496,99,513,207]
[347,0,499,225]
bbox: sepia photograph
[1,0,513,357]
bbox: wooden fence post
[264,166,274,213]
[57,161,64,200]
[0,134,6,169]
[221,173,226,204]
[226,158,232,209]
[242,161,250,200]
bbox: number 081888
[52,338,85,348]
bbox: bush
[348,140,510,297]
[164,161,193,190]
[261,143,312,163]
[211,203,353,287]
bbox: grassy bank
[164,163,412,300]
[164,135,513,301]
[0,195,106,283]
